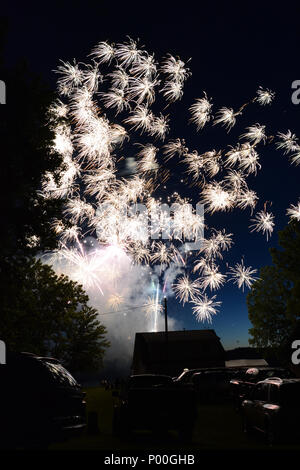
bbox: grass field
[49,386,300,451]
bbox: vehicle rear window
[41,361,79,387]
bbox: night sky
[2,3,300,349]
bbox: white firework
[199,263,226,291]
[124,104,153,132]
[136,143,158,159]
[100,88,130,114]
[145,296,163,316]
[108,67,130,89]
[75,115,112,164]
[136,144,159,173]
[191,294,222,323]
[290,147,300,166]
[199,231,233,260]
[240,124,267,145]
[115,38,143,68]
[200,234,222,258]
[59,225,81,244]
[160,54,191,83]
[107,293,124,310]
[256,87,275,105]
[224,170,247,192]
[201,182,235,213]
[51,123,73,156]
[249,210,275,240]
[236,189,258,211]
[172,202,204,241]
[276,130,298,154]
[215,230,234,252]
[84,168,116,197]
[129,53,157,78]
[193,257,209,274]
[163,138,187,161]
[56,60,84,94]
[39,36,294,329]
[286,200,300,221]
[69,88,97,126]
[238,147,261,175]
[148,114,170,140]
[51,245,105,293]
[189,93,213,130]
[128,244,151,264]
[173,275,200,305]
[161,80,184,102]
[127,76,159,105]
[90,41,115,64]
[64,198,95,224]
[48,99,69,120]
[202,150,222,178]
[228,260,258,291]
[151,242,174,265]
[51,219,65,235]
[82,64,102,93]
[41,171,70,200]
[183,150,204,181]
[214,107,238,132]
[225,143,254,168]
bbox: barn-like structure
[131,329,226,376]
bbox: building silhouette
[132,329,226,376]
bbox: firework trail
[154,281,160,332]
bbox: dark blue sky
[2,2,300,349]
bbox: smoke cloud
[41,238,182,376]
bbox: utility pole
[164,296,168,373]
[164,296,168,335]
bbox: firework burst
[36,36,298,328]
[173,275,200,305]
[191,294,222,323]
[228,260,258,291]
[249,210,275,240]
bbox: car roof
[8,351,61,363]
[130,374,171,378]
[258,378,300,386]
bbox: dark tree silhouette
[0,63,64,257]
[0,257,110,373]
[0,27,109,373]
[247,221,300,353]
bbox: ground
[48,386,300,451]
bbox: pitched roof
[136,329,221,343]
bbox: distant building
[225,347,268,368]
[131,330,226,376]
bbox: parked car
[0,352,86,449]
[174,367,228,387]
[229,367,294,411]
[192,369,232,401]
[241,377,300,445]
[126,373,174,389]
[174,367,243,402]
[112,374,197,441]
